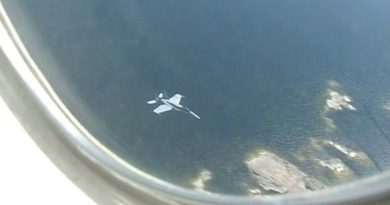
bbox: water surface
[4,0,390,195]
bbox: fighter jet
[147,93,200,119]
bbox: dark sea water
[4,0,390,195]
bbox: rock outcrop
[246,151,325,194]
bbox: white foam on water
[323,140,370,162]
[326,90,356,111]
[315,158,354,179]
[321,80,357,132]
[191,169,213,192]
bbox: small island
[245,151,325,194]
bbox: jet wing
[153,104,172,114]
[168,94,184,105]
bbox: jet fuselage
[158,97,184,111]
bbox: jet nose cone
[191,112,200,119]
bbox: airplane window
[2,0,390,204]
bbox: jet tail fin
[158,91,169,99]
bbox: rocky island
[246,151,325,194]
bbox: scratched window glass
[4,0,390,195]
